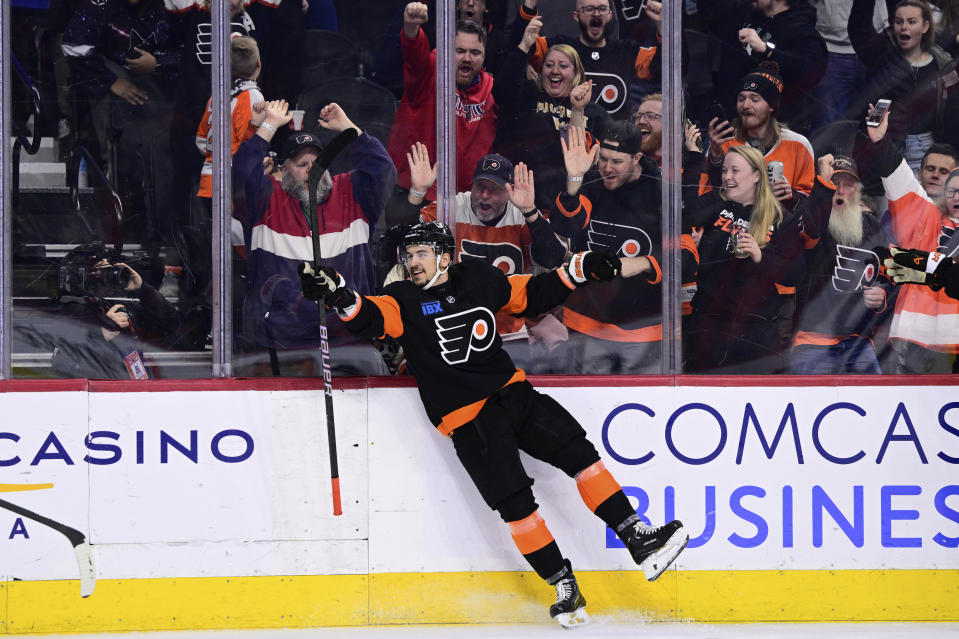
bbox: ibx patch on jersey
[832,245,880,292]
[421,300,443,316]
[435,307,497,365]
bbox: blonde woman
[683,144,803,374]
[492,16,611,208]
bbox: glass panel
[10,0,210,379]
[232,1,406,377]
[466,0,668,374]
[679,0,957,376]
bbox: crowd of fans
[12,0,959,377]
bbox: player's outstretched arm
[299,263,402,339]
[504,250,622,318]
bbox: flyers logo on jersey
[460,240,524,274]
[832,245,880,292]
[435,307,497,365]
[586,72,628,115]
[587,219,652,258]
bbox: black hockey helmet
[401,221,455,261]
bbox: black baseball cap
[832,155,860,182]
[280,131,324,163]
[473,154,513,186]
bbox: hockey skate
[549,564,589,628]
[624,519,689,581]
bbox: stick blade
[73,540,96,597]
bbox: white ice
[23,623,959,639]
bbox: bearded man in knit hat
[706,61,816,210]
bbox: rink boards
[0,376,957,632]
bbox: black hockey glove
[299,262,357,311]
[883,247,953,291]
[566,250,622,285]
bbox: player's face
[573,0,611,45]
[542,50,577,98]
[455,32,486,88]
[457,0,487,23]
[470,178,510,221]
[920,153,957,197]
[721,152,760,205]
[737,90,773,132]
[405,245,450,287]
[597,147,641,190]
[286,148,318,186]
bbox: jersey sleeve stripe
[501,274,533,315]
[366,295,404,339]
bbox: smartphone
[767,161,784,183]
[867,99,891,127]
[705,101,728,125]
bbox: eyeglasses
[945,187,959,198]
[576,5,611,15]
[632,111,662,122]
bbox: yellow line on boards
[3,570,957,634]
[0,484,54,493]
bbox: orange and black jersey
[341,260,577,435]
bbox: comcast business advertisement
[1,384,957,590]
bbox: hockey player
[299,222,688,628]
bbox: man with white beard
[789,154,893,374]
[232,99,397,374]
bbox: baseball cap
[832,155,860,182]
[473,154,513,186]
[280,131,324,163]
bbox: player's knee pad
[551,435,601,479]
[496,488,538,524]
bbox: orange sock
[575,461,622,512]
[508,509,555,555]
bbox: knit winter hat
[739,61,783,110]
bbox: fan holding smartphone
[866,99,891,128]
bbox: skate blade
[641,526,689,582]
[554,606,590,628]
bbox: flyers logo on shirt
[587,219,652,258]
[435,307,497,365]
[460,240,524,274]
[586,72,628,115]
[832,245,880,292]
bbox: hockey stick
[305,127,359,517]
[0,497,96,597]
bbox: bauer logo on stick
[435,307,497,365]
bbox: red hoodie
[386,27,497,200]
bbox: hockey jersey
[195,78,263,198]
[882,157,959,353]
[700,128,816,198]
[341,260,577,434]
[792,177,893,342]
[552,160,677,342]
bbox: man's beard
[828,199,864,246]
[282,169,333,211]
[578,17,607,44]
[641,128,662,157]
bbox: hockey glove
[884,247,952,291]
[567,250,622,285]
[299,262,357,311]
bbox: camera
[57,242,131,298]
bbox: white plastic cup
[290,110,305,131]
